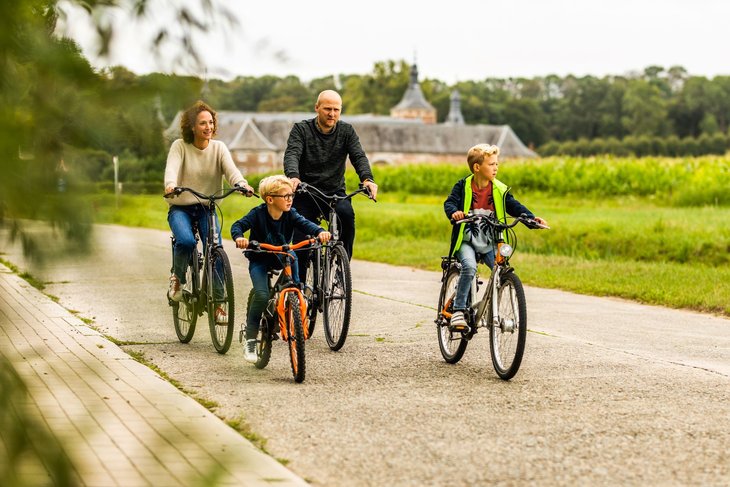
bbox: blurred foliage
[0,0,229,262]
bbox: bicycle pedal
[448,323,471,333]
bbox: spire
[445,89,465,125]
[390,61,437,123]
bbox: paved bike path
[0,263,307,486]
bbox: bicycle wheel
[488,271,527,380]
[322,244,352,351]
[436,265,468,363]
[172,249,198,343]
[208,247,235,354]
[286,293,306,383]
[304,248,320,337]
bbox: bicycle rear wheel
[437,265,468,363]
[172,249,198,343]
[208,247,235,354]
[488,271,527,380]
[286,293,306,383]
[323,244,352,351]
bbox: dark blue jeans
[246,253,299,340]
[168,204,220,284]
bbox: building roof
[165,112,536,159]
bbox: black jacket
[283,118,374,194]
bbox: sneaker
[244,339,258,363]
[214,305,228,324]
[449,310,468,331]
[168,275,182,302]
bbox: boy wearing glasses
[231,175,331,362]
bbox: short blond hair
[466,144,500,172]
[258,175,294,199]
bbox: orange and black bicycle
[241,238,318,383]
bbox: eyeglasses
[270,193,294,201]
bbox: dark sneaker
[168,275,182,302]
[244,339,257,363]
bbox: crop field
[86,156,730,316]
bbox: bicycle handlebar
[243,237,320,255]
[164,185,259,201]
[452,213,550,230]
[296,181,377,203]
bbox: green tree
[622,79,669,136]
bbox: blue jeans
[168,204,220,284]
[246,253,299,339]
[453,243,495,311]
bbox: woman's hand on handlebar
[235,237,249,249]
[235,183,256,197]
[451,211,466,221]
[165,184,177,196]
[317,231,332,244]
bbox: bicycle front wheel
[323,244,352,351]
[437,265,468,363]
[172,249,198,343]
[208,247,235,354]
[286,293,306,383]
[304,248,320,337]
[488,271,527,380]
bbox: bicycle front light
[498,243,513,258]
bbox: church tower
[390,63,437,124]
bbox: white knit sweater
[164,139,247,206]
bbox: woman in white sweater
[164,100,254,304]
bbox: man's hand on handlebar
[362,179,378,201]
[235,237,249,249]
[290,177,302,192]
[317,231,332,244]
[451,211,466,221]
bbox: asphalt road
[3,224,729,486]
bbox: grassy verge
[86,191,730,317]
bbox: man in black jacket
[284,90,378,267]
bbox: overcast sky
[59,0,728,83]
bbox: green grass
[86,189,730,317]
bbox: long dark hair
[180,100,217,143]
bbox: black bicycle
[435,212,548,380]
[296,182,375,351]
[165,186,249,354]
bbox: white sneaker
[244,339,258,363]
[449,310,468,331]
[168,275,182,302]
